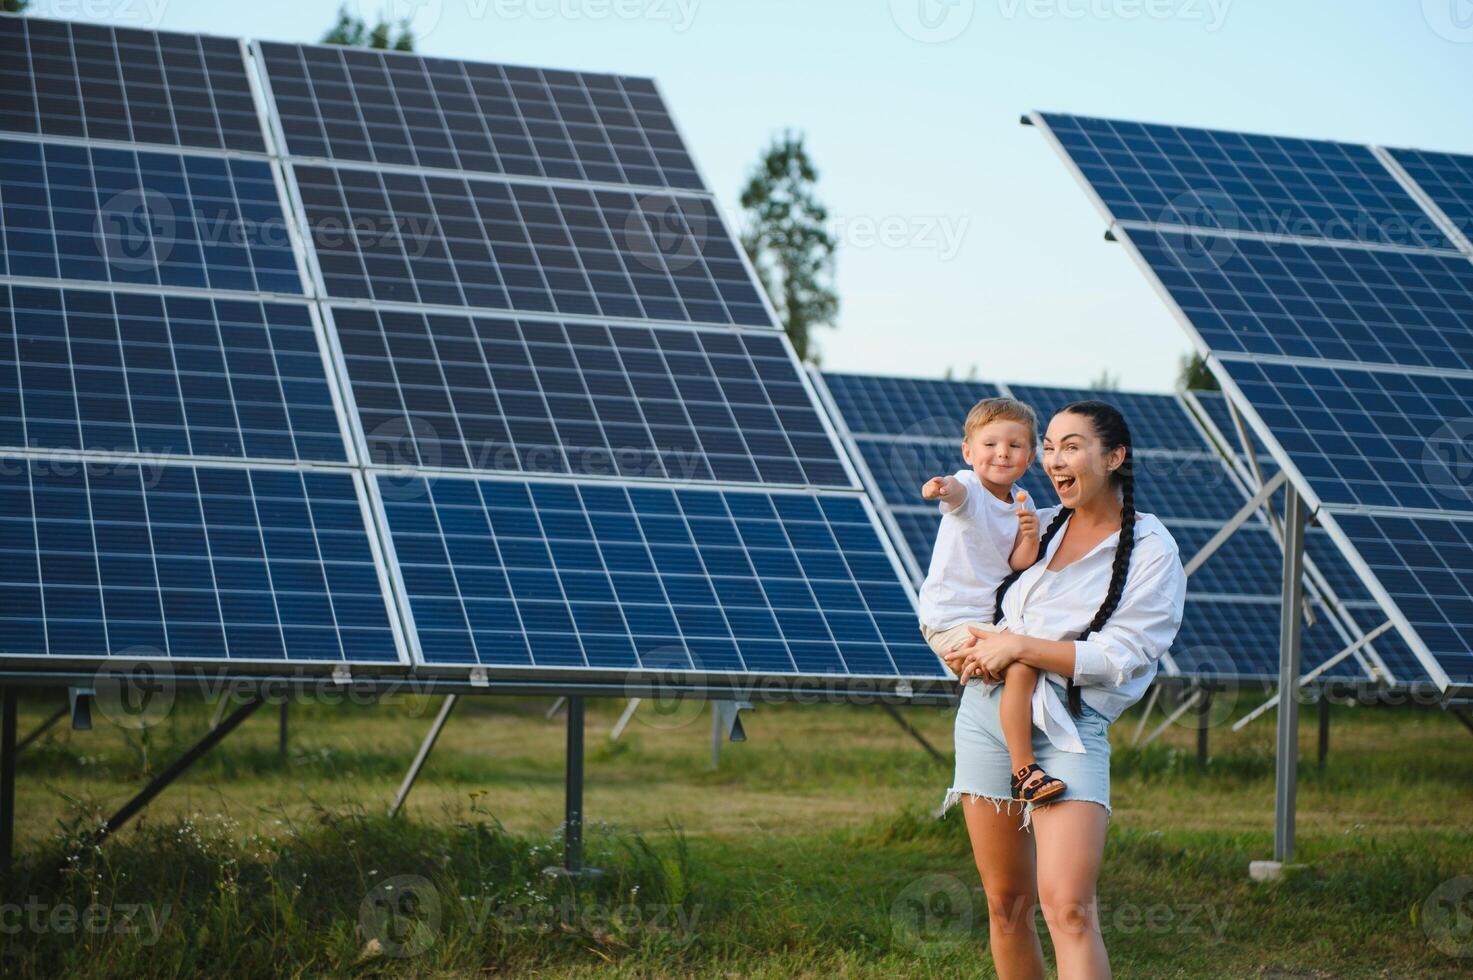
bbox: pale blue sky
[33,0,1473,390]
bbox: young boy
[917,397,1066,804]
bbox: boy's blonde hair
[962,396,1038,443]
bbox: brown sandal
[1011,763,1067,803]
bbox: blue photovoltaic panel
[1128,229,1473,372]
[1189,390,1273,462]
[1171,597,1362,680]
[334,308,847,486]
[0,458,399,665]
[1389,147,1473,245]
[855,438,961,508]
[889,508,940,573]
[0,138,300,294]
[379,475,944,679]
[1216,358,1473,512]
[260,43,703,190]
[0,17,267,153]
[1007,385,1206,453]
[293,165,767,324]
[0,285,345,461]
[1329,512,1473,688]
[821,373,999,438]
[1039,113,1451,249]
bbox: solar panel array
[814,370,1411,683]
[1035,110,1473,692]
[0,16,944,689]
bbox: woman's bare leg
[961,795,1045,980]
[1000,661,1040,773]
[1031,800,1111,979]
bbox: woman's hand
[943,627,1026,685]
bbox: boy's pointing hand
[921,477,949,501]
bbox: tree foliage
[321,4,415,50]
[1178,352,1219,391]
[739,132,838,362]
[2,0,30,13]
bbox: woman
[938,400,1186,979]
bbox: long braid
[995,401,1138,718]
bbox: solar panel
[1327,512,1473,689]
[1171,596,1362,680]
[1128,229,1473,372]
[291,165,766,324]
[1186,390,1274,463]
[1213,357,1473,512]
[820,372,998,438]
[1036,112,1451,249]
[0,17,267,153]
[0,137,301,294]
[258,42,702,190]
[378,474,941,678]
[0,457,401,665]
[0,284,346,461]
[1036,112,1473,693]
[332,308,847,486]
[1389,147,1473,246]
[1007,385,1207,453]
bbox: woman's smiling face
[1041,411,1126,509]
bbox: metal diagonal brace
[389,694,458,818]
[1231,620,1396,732]
[92,695,264,844]
[1184,471,1288,577]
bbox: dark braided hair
[992,400,1137,718]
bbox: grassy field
[1,684,1470,977]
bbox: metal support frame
[389,694,458,818]
[544,696,601,878]
[1140,688,1204,747]
[1272,484,1307,866]
[1231,620,1395,732]
[880,703,946,764]
[1196,688,1212,767]
[2,689,16,877]
[92,696,264,845]
[1317,697,1330,770]
[1450,707,1473,738]
[1130,683,1162,746]
[610,698,640,740]
[1183,472,1287,577]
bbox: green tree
[2,0,30,13]
[1089,369,1120,391]
[739,132,838,362]
[1178,352,1219,391]
[322,4,415,50]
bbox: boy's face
[961,419,1035,488]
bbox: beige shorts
[920,620,1004,658]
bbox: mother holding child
[916,396,1187,979]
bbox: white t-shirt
[918,469,1036,630]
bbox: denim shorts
[938,676,1113,832]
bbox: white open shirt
[980,505,1187,754]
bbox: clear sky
[29,0,1473,391]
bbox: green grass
[1,690,1470,977]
